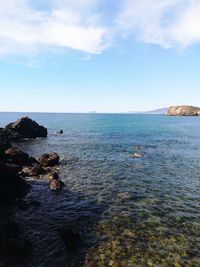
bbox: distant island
[166,105,200,116]
[128,106,200,116]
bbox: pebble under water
[0,113,200,267]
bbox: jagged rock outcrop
[5,116,47,139]
[167,105,200,116]
[0,117,62,203]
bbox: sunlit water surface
[0,113,200,267]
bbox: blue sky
[0,0,200,113]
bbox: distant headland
[128,106,200,116]
[166,105,200,116]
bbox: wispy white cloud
[1,0,200,57]
[0,0,108,56]
[117,0,200,49]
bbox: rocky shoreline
[0,117,79,261]
[0,117,63,203]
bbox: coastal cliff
[166,105,200,116]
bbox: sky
[0,0,200,113]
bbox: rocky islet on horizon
[166,105,200,116]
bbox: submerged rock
[84,259,93,267]
[39,152,59,167]
[49,179,64,190]
[5,116,47,139]
[58,229,81,250]
[131,153,144,158]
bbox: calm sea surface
[0,113,200,267]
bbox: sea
[0,112,199,267]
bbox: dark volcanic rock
[0,128,8,139]
[4,147,30,166]
[0,162,29,204]
[39,152,59,167]
[28,156,39,165]
[4,163,22,175]
[5,116,47,139]
[4,147,38,167]
[0,137,11,159]
[58,229,81,250]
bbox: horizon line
[0,107,169,114]
[0,111,164,115]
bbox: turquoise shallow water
[0,113,200,266]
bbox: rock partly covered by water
[0,117,59,203]
[39,152,59,167]
[5,116,47,139]
[21,165,45,177]
[49,179,64,190]
[130,153,144,158]
[48,172,59,181]
[166,105,200,116]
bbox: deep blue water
[0,113,200,267]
